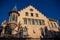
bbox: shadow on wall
[41,30,60,40]
[0,26,60,40]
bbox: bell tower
[8,5,19,34]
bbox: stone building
[0,5,59,39]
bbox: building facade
[0,5,59,38]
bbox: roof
[49,18,57,22]
[9,5,20,16]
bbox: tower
[8,5,19,34]
[9,5,19,23]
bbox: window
[30,8,33,11]
[19,27,23,36]
[5,26,11,34]
[35,19,39,25]
[25,12,28,16]
[39,20,45,25]
[50,22,53,28]
[23,27,28,36]
[24,18,27,24]
[36,14,38,17]
[28,19,31,24]
[40,28,44,36]
[41,20,45,25]
[54,23,57,28]
[39,20,41,25]
[16,15,17,22]
[10,16,11,21]
[12,14,15,21]
[31,13,33,16]
[10,14,12,21]
[32,19,35,25]
[44,27,48,35]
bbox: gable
[18,5,47,19]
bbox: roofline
[48,18,58,22]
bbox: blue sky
[0,0,60,26]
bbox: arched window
[23,27,28,36]
[44,27,48,35]
[19,27,23,36]
[5,26,12,34]
[50,22,54,28]
[54,23,57,28]
[40,28,44,36]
